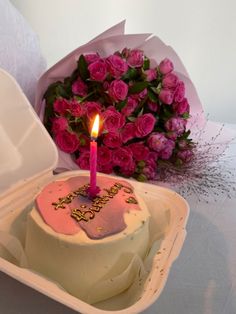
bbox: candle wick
[91,137,97,141]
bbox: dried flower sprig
[157,117,236,202]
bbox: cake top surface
[36,175,144,239]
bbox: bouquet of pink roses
[42,46,193,181]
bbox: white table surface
[1,124,236,314]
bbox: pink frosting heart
[36,176,141,239]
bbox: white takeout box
[0,69,189,314]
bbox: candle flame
[91,114,100,139]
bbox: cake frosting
[25,175,150,304]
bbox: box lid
[0,69,58,197]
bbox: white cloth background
[0,0,46,104]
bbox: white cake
[25,175,150,304]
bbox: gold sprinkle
[97,227,103,231]
[110,187,118,194]
[80,205,87,209]
[124,188,132,194]
[126,196,138,204]
[114,183,123,189]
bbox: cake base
[25,176,150,304]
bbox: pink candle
[90,140,97,192]
[88,114,100,198]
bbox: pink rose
[173,98,190,115]
[54,130,79,153]
[159,58,174,74]
[121,97,138,116]
[127,49,144,68]
[103,81,109,91]
[113,147,133,168]
[147,101,160,113]
[166,132,178,141]
[75,151,90,170]
[70,99,83,117]
[128,142,149,161]
[177,149,194,163]
[103,132,122,148]
[108,80,128,102]
[53,98,71,115]
[162,73,179,89]
[97,163,113,174]
[106,55,128,78]
[97,146,112,165]
[159,140,175,160]
[144,69,157,82]
[174,81,185,102]
[72,78,88,96]
[143,164,156,180]
[102,106,125,132]
[147,151,158,163]
[83,101,102,119]
[159,89,174,104]
[135,113,156,137]
[120,123,136,143]
[84,53,100,64]
[165,117,187,136]
[131,88,148,101]
[78,134,90,152]
[147,133,168,152]
[120,160,136,177]
[88,60,107,81]
[51,117,68,134]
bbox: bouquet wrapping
[35,21,212,184]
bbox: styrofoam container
[0,69,189,313]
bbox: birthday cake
[25,175,150,304]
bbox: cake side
[25,175,150,304]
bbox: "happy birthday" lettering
[51,182,137,223]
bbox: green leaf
[43,81,61,99]
[138,107,144,117]
[55,84,69,98]
[129,81,148,94]
[182,130,191,139]
[182,112,190,119]
[122,68,138,80]
[162,105,173,119]
[116,99,127,111]
[137,174,147,182]
[137,160,146,168]
[156,82,162,94]
[150,86,159,94]
[143,57,150,71]
[148,89,158,102]
[127,116,136,122]
[78,54,89,81]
